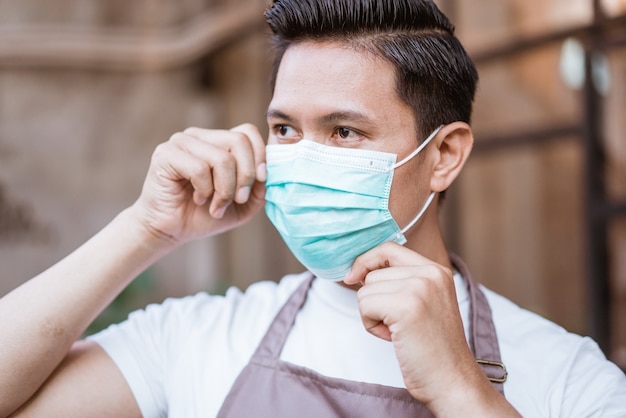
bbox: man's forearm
[0,207,173,415]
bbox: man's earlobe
[430,122,473,193]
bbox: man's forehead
[276,41,393,84]
[270,47,400,110]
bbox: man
[1,0,624,416]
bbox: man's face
[266,41,434,239]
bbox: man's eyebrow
[319,110,373,126]
[265,109,295,122]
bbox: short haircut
[265,0,479,140]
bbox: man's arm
[0,208,171,417]
[0,124,267,417]
[10,341,142,417]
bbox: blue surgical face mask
[265,126,442,281]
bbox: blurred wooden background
[0,0,624,369]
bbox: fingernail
[256,163,267,182]
[235,186,251,203]
[214,205,227,219]
[194,191,207,206]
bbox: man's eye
[277,125,296,137]
[336,127,361,140]
[338,127,351,139]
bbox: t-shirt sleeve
[484,287,626,416]
[84,277,301,418]
[86,292,225,418]
[560,337,626,417]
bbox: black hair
[264,0,478,139]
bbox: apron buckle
[477,359,508,383]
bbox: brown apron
[217,254,507,417]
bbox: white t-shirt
[89,272,626,417]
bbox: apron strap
[450,253,507,395]
[252,257,507,395]
[252,273,315,359]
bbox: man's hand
[0,123,268,417]
[344,242,520,417]
[130,123,267,246]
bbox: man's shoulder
[146,271,310,328]
[238,271,311,303]
[89,271,310,349]
[481,286,590,357]
[482,286,626,415]
[481,286,568,334]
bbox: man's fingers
[344,242,433,285]
[357,290,393,341]
[173,125,267,218]
[183,125,265,205]
[356,284,411,342]
[169,132,238,217]
[230,123,267,182]
[151,141,215,206]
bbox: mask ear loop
[390,125,443,235]
[392,125,444,169]
[400,191,436,234]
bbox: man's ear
[429,122,473,193]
